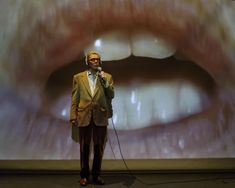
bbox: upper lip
[11,0,234,88]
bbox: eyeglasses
[89,58,100,61]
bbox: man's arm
[70,76,79,124]
[105,75,114,99]
[98,71,114,99]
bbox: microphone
[96,66,102,73]
[96,67,106,85]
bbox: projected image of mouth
[0,0,235,159]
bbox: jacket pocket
[77,108,85,112]
[100,107,107,112]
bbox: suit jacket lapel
[81,71,92,97]
[93,78,101,98]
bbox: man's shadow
[103,174,136,187]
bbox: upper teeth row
[84,30,176,61]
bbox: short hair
[85,51,101,65]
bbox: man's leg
[92,125,107,184]
[79,125,92,179]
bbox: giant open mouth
[42,31,232,158]
[45,34,216,131]
[0,0,235,159]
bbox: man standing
[70,51,114,186]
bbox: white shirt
[87,70,98,96]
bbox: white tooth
[84,31,131,61]
[179,81,203,116]
[123,88,153,130]
[110,86,154,130]
[110,88,128,130]
[61,82,204,131]
[131,30,176,59]
[152,82,180,123]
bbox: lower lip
[1,82,234,159]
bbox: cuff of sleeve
[104,80,109,88]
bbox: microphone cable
[110,117,161,186]
[107,128,117,160]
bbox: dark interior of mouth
[44,55,216,102]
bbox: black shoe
[92,176,105,185]
[79,178,89,186]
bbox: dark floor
[0,171,235,188]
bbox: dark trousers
[79,118,107,179]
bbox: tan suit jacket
[70,71,114,142]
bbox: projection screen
[0,0,235,161]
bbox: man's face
[0,0,235,160]
[88,54,100,70]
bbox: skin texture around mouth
[0,0,235,159]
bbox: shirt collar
[87,69,96,75]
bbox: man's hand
[99,71,106,79]
[98,71,109,88]
[71,120,77,126]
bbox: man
[70,51,114,186]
